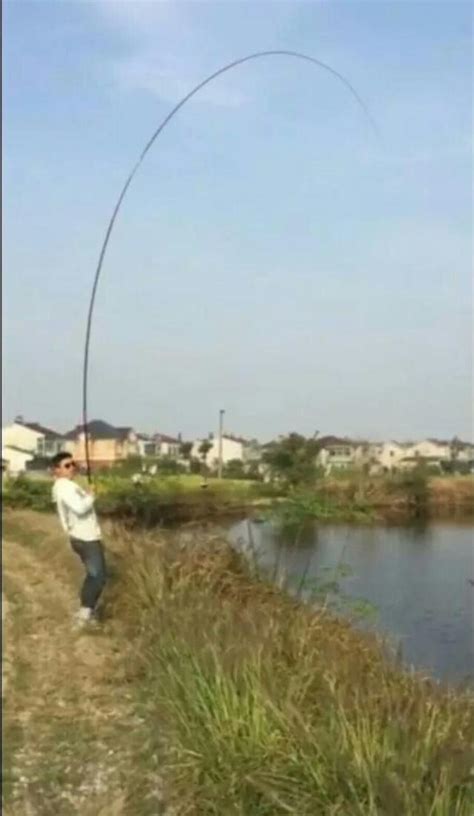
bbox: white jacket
[52,478,101,541]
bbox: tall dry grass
[319,473,474,520]
[106,526,474,816]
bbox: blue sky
[3,1,472,441]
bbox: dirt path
[2,511,165,816]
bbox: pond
[229,519,474,685]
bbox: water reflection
[229,519,474,685]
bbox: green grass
[2,476,53,512]
[94,475,267,525]
[108,528,474,816]
[269,491,375,531]
[2,474,277,526]
[3,472,472,527]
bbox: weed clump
[109,528,474,816]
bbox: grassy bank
[317,473,474,520]
[3,509,474,814]
[2,472,473,526]
[1,474,278,525]
[108,524,474,815]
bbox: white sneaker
[75,607,95,628]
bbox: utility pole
[218,409,225,479]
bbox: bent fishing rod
[82,49,380,483]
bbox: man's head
[51,451,77,480]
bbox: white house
[2,417,64,457]
[2,420,43,453]
[404,439,451,461]
[2,445,34,476]
[392,439,451,471]
[155,433,181,458]
[316,437,413,475]
[137,432,181,459]
[316,437,363,474]
[369,441,407,473]
[191,434,257,470]
[316,436,473,475]
[395,439,474,471]
[136,434,153,458]
[456,441,474,463]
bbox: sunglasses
[63,461,77,470]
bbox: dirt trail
[2,511,164,816]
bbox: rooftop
[317,436,357,448]
[17,420,63,439]
[153,433,181,444]
[64,420,133,441]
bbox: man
[51,451,106,627]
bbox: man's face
[54,458,77,480]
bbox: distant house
[2,417,65,458]
[316,436,474,475]
[368,441,407,474]
[2,445,34,476]
[455,441,474,464]
[404,439,451,462]
[155,433,181,459]
[397,455,443,472]
[64,420,138,469]
[316,436,361,474]
[137,432,182,459]
[396,438,474,472]
[136,434,153,458]
[191,433,259,470]
[394,439,451,471]
[434,438,474,466]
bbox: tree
[450,436,462,465]
[179,441,193,471]
[189,457,202,475]
[262,433,321,488]
[223,458,245,479]
[198,439,213,477]
[156,458,186,475]
[245,461,261,481]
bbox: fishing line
[82,50,380,482]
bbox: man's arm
[58,481,95,516]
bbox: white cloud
[94,0,178,32]
[91,0,250,107]
[113,51,248,107]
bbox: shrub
[386,468,429,516]
[3,475,52,511]
[94,476,262,526]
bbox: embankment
[3,508,474,814]
[108,519,474,815]
[2,473,473,526]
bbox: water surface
[229,520,474,685]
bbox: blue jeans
[70,539,107,610]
